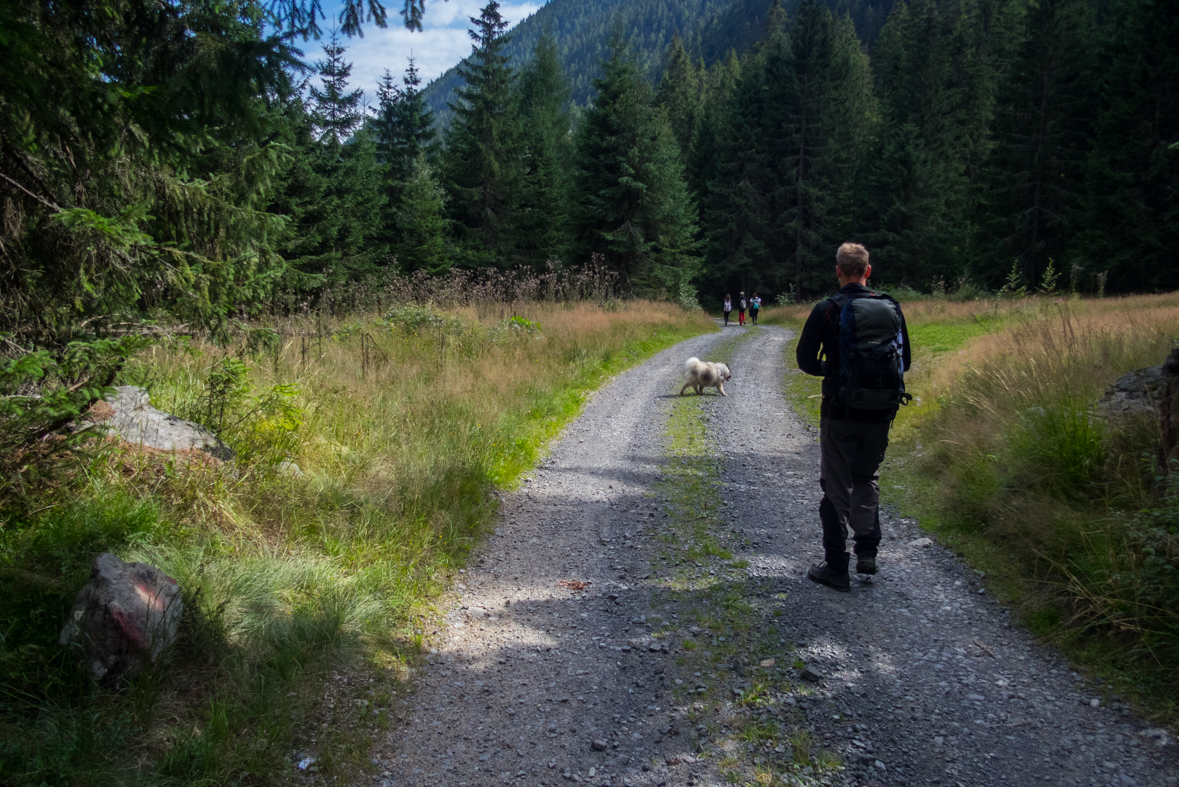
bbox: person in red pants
[737,292,747,326]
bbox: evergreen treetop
[444,0,525,267]
[516,31,574,266]
[571,32,700,293]
[657,31,705,158]
[310,31,365,145]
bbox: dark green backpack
[830,292,912,410]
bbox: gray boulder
[59,553,183,681]
[94,385,234,461]
[1097,366,1163,417]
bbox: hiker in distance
[723,294,733,326]
[795,243,912,591]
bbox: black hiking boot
[856,555,877,575]
[807,563,850,592]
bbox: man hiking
[795,243,911,591]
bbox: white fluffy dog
[680,357,732,397]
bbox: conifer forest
[3,0,1178,348]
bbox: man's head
[835,242,871,285]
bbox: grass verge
[0,300,715,785]
[767,293,1179,725]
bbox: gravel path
[368,325,1178,787]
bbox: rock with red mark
[59,553,183,681]
[96,386,234,461]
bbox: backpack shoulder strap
[824,293,849,327]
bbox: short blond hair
[836,242,870,277]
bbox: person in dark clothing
[750,293,762,324]
[795,242,911,591]
[723,294,732,326]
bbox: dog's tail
[684,357,700,375]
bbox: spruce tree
[373,67,404,236]
[282,37,386,286]
[945,0,1029,186]
[373,58,438,255]
[1076,0,1179,293]
[516,32,573,267]
[773,0,875,294]
[271,103,333,277]
[972,0,1096,289]
[443,1,524,268]
[395,153,451,275]
[857,0,961,287]
[656,32,705,159]
[310,31,364,144]
[698,19,783,300]
[857,0,1028,288]
[698,1,872,299]
[374,68,403,171]
[570,32,699,293]
[689,49,741,203]
[391,57,437,185]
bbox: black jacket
[795,283,912,423]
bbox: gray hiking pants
[818,417,891,573]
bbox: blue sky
[310,0,543,107]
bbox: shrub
[0,336,146,513]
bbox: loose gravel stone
[800,667,823,683]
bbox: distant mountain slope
[421,0,894,129]
[692,0,894,64]
[421,0,733,126]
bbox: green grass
[781,370,822,429]
[0,300,716,785]
[907,319,994,356]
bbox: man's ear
[864,263,872,280]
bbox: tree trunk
[1161,347,1179,474]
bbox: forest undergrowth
[766,294,1179,726]
[0,299,714,785]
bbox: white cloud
[308,0,542,102]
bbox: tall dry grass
[901,297,1179,702]
[0,299,713,785]
[768,291,1179,707]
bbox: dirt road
[368,325,1177,787]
